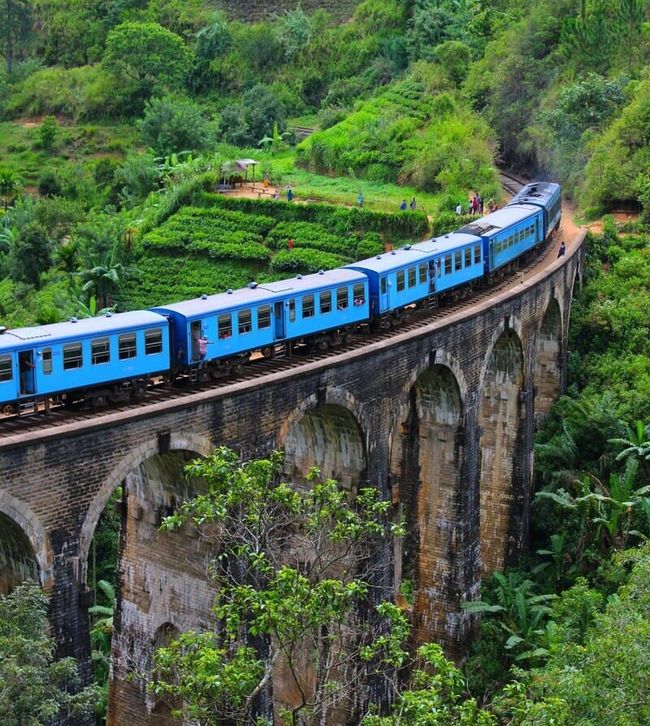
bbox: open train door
[18,350,35,395]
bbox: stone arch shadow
[278,386,370,490]
[477,319,526,576]
[535,297,564,422]
[0,490,53,591]
[79,432,214,577]
[387,349,468,650]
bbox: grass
[254,151,451,216]
[0,120,138,185]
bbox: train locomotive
[0,182,561,414]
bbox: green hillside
[2,1,650,724]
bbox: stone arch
[106,438,217,726]
[389,357,465,649]
[0,491,52,591]
[535,298,563,422]
[478,327,525,576]
[80,432,214,571]
[280,387,368,490]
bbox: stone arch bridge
[0,235,583,723]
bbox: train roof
[508,182,560,207]
[0,310,167,351]
[458,204,540,238]
[153,268,368,318]
[410,232,482,255]
[346,246,431,274]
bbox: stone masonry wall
[0,237,583,722]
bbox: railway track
[0,173,574,439]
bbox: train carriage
[152,269,369,369]
[459,205,545,276]
[508,182,561,239]
[346,247,432,317]
[409,232,484,294]
[0,311,169,410]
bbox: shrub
[270,248,348,274]
[6,65,124,120]
[36,115,58,151]
[37,170,62,197]
[138,95,214,156]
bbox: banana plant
[463,571,555,663]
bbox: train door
[274,301,285,339]
[190,320,202,362]
[428,261,437,293]
[18,350,35,395]
[380,276,389,310]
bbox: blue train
[0,182,561,413]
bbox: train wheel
[132,383,147,400]
[90,394,107,408]
[2,403,17,415]
[261,346,274,359]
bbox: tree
[362,644,496,726]
[9,220,51,288]
[138,95,213,156]
[103,22,192,104]
[114,152,161,208]
[1,0,32,75]
[434,40,471,87]
[151,448,408,724]
[37,115,58,151]
[80,245,127,310]
[0,581,100,725]
[494,544,650,725]
[0,167,21,209]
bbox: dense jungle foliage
[2,0,650,723]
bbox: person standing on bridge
[357,192,364,208]
[557,241,566,258]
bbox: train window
[258,305,271,329]
[118,333,136,359]
[436,259,442,277]
[63,343,83,369]
[464,248,472,267]
[289,299,296,322]
[238,309,252,334]
[92,337,110,365]
[337,287,349,309]
[302,295,314,318]
[320,291,332,314]
[380,277,387,295]
[218,314,232,339]
[454,251,462,269]
[145,329,163,355]
[496,241,502,253]
[396,270,405,291]
[42,348,52,375]
[474,245,481,264]
[419,264,427,283]
[408,267,416,287]
[353,283,365,305]
[444,255,452,274]
[0,355,12,381]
